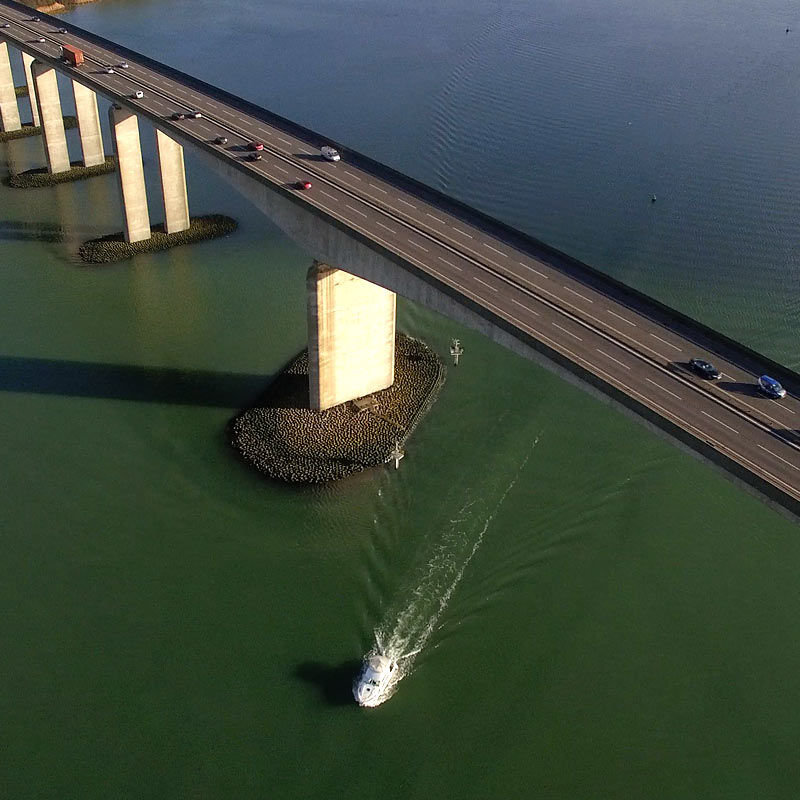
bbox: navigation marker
[450,339,464,366]
[388,441,405,470]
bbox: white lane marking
[397,198,416,209]
[369,183,388,194]
[597,349,631,370]
[701,410,739,434]
[438,256,461,271]
[319,190,337,201]
[512,297,538,315]
[646,378,682,401]
[277,136,292,146]
[552,322,582,341]
[484,243,506,257]
[375,221,397,234]
[758,445,800,471]
[522,263,548,279]
[408,240,428,252]
[608,309,636,326]
[345,204,368,218]
[473,276,498,292]
[427,212,445,224]
[272,165,288,175]
[650,333,682,352]
[343,170,361,180]
[564,286,593,303]
[453,227,473,238]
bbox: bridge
[1,0,799,518]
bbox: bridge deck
[2,0,799,515]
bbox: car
[248,141,264,151]
[171,112,186,120]
[1,23,10,29]
[188,110,202,118]
[295,180,312,190]
[688,358,721,380]
[119,61,129,69]
[320,145,340,162]
[58,28,67,34]
[31,17,41,22]
[36,37,46,42]
[758,375,786,399]
[247,152,262,161]
[214,136,228,145]
[132,90,144,99]
[105,67,115,74]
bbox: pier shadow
[0,354,273,409]
[0,220,69,242]
[718,380,761,397]
[295,659,361,706]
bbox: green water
[2,1,800,797]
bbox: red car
[248,141,264,151]
[295,180,312,190]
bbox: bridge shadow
[0,220,69,243]
[768,426,800,446]
[718,380,761,397]
[0,354,273,408]
[295,659,361,706]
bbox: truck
[60,44,84,67]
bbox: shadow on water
[0,355,274,408]
[295,660,361,706]
[0,220,73,243]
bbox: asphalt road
[2,1,799,512]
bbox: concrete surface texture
[72,79,104,167]
[32,60,69,173]
[0,41,21,132]
[108,105,151,243]
[307,262,396,410]
[155,128,189,234]
[20,50,39,126]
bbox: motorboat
[353,653,397,707]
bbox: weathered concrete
[155,128,190,234]
[0,42,21,132]
[21,51,39,127]
[108,105,150,243]
[307,262,396,410]
[72,79,104,167]
[31,60,69,174]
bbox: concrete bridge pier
[0,42,21,132]
[72,80,104,167]
[109,105,150,243]
[32,61,70,174]
[307,261,396,410]
[155,129,189,233]
[21,51,39,127]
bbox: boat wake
[356,436,539,707]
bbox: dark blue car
[758,375,786,399]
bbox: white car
[105,67,115,74]
[132,90,144,99]
[321,145,340,162]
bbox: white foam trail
[360,437,539,706]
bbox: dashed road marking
[608,310,636,326]
[650,333,682,352]
[646,378,682,401]
[701,410,738,434]
[597,349,630,369]
[346,204,367,218]
[552,322,582,341]
[408,240,428,252]
[564,286,593,303]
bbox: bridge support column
[155,129,189,234]
[21,51,39,127]
[109,105,151,243]
[307,261,396,410]
[32,61,70,174]
[72,80,104,167]
[0,42,21,132]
